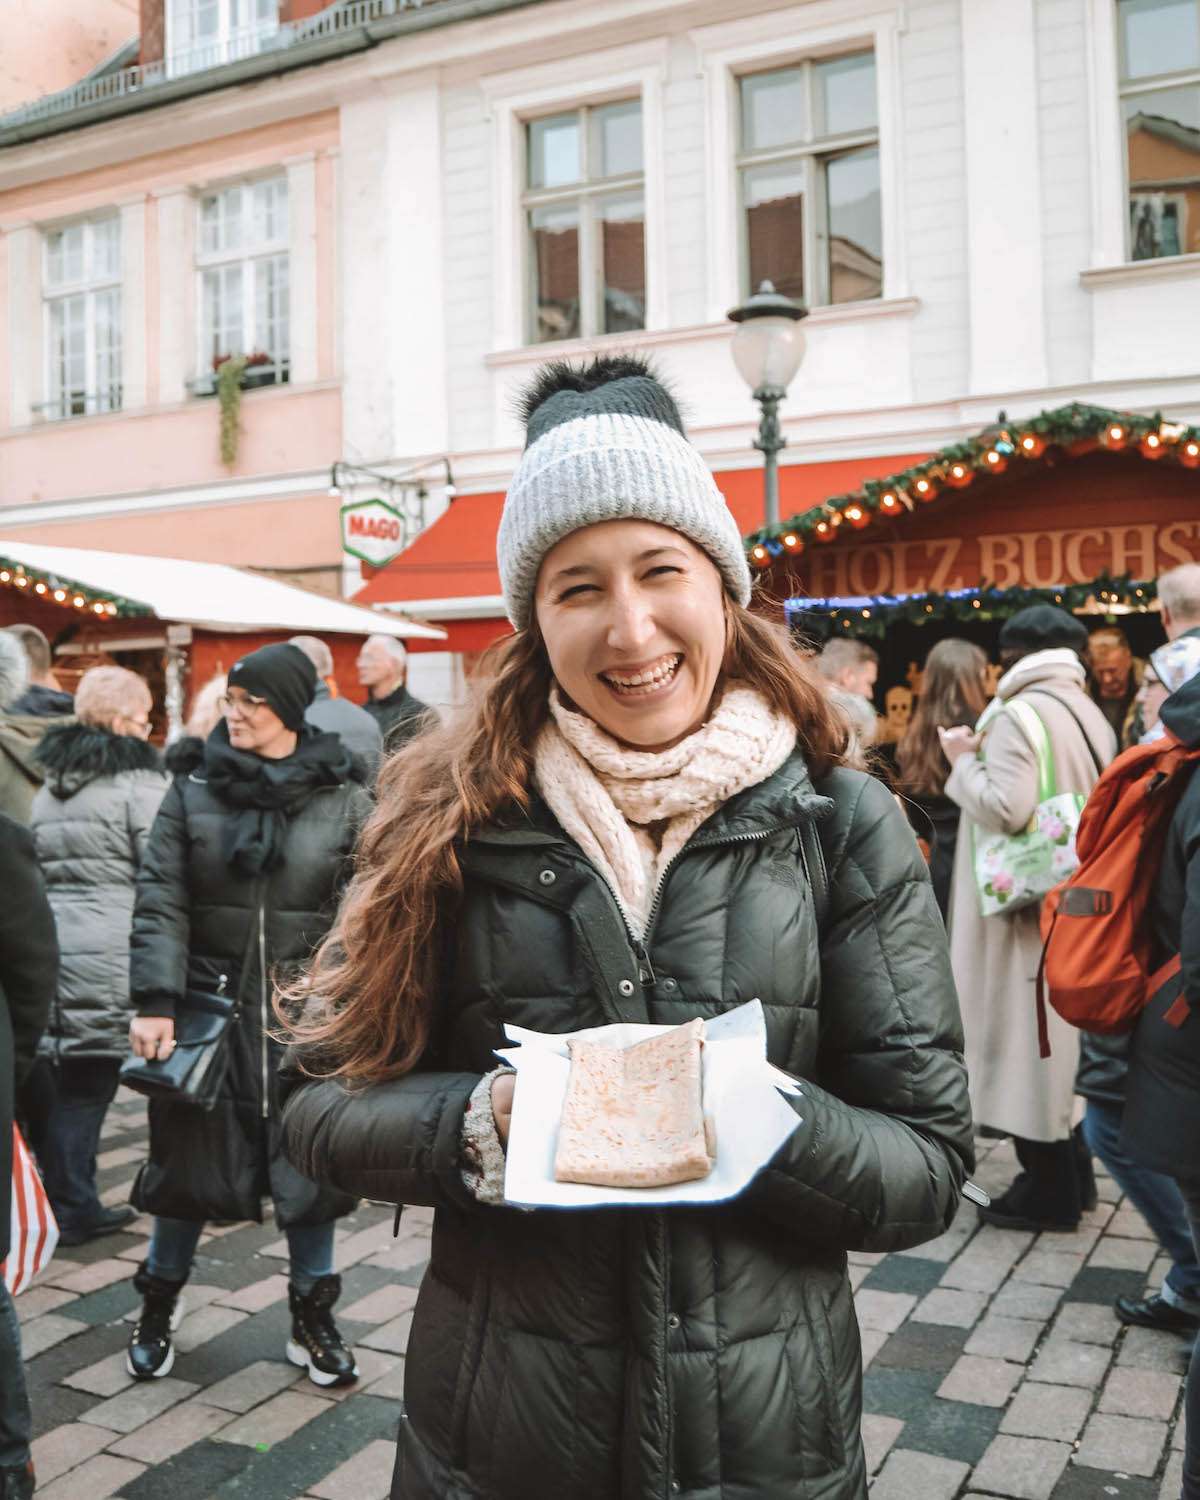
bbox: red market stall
[0,540,445,739]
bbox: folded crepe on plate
[553,1016,715,1189]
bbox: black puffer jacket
[31,721,169,1059]
[130,738,372,1227]
[283,755,973,1499]
[1122,673,1200,1181]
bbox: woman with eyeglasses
[124,643,371,1386]
[30,665,169,1246]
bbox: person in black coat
[124,645,371,1389]
[1121,662,1200,1499]
[355,634,433,747]
[0,814,58,1500]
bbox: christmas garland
[746,401,1200,564]
[0,560,150,620]
[785,573,1157,640]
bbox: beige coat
[946,650,1116,1141]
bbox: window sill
[187,367,290,397]
[485,297,920,369]
[1080,254,1200,290]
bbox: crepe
[553,1017,714,1188]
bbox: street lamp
[727,280,808,527]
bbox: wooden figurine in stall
[876,684,915,746]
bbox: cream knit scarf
[532,681,796,937]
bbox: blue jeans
[1083,1100,1200,1306]
[0,1279,31,1469]
[145,1216,335,1295]
[40,1058,122,1233]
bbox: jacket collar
[470,745,830,850]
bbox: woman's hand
[491,1072,516,1150]
[130,1016,176,1060]
[938,725,982,765]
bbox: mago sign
[340,497,406,568]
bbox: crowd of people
[0,359,1199,1500]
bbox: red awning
[354,453,931,631]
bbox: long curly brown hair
[896,638,989,800]
[277,603,852,1085]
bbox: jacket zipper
[257,900,269,1119]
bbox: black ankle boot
[0,1460,35,1500]
[979,1136,1082,1231]
[126,1265,187,1380]
[286,1274,358,1387]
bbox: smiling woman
[280,355,973,1500]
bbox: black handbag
[120,982,239,1111]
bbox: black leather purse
[120,976,241,1112]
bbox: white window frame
[521,98,647,345]
[691,3,906,323]
[482,41,669,355]
[165,0,279,79]
[193,174,290,391]
[40,215,123,423]
[734,53,882,310]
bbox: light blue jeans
[145,1216,335,1295]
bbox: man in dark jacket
[0,813,58,1500]
[5,626,74,718]
[288,635,382,778]
[356,634,432,748]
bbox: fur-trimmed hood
[36,719,162,798]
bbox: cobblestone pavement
[19,1091,1192,1498]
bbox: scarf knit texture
[532,681,796,937]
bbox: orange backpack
[1036,730,1200,1057]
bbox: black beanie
[998,605,1089,658]
[227,643,316,732]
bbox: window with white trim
[195,177,290,388]
[522,99,645,343]
[736,51,882,306]
[42,217,122,421]
[166,0,279,78]
[1117,0,1200,260]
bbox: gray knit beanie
[497,357,753,629]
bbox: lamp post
[727,280,808,527]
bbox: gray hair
[829,688,878,746]
[289,634,334,678]
[364,633,407,667]
[817,637,879,681]
[0,630,30,711]
[1159,563,1200,626]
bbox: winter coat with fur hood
[282,755,974,1500]
[31,720,169,1059]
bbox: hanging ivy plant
[216,355,248,466]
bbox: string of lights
[0,560,150,620]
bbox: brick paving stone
[216,1274,291,1313]
[1162,1449,1184,1497]
[61,1350,135,1397]
[860,1327,888,1369]
[1107,1206,1158,1240]
[340,1283,420,1324]
[1051,1300,1121,1344]
[362,1356,405,1401]
[46,1257,133,1295]
[940,1254,1015,1295]
[854,1289,917,1333]
[30,1422,112,1483]
[81,1375,198,1434]
[1064,1266,1148,1306]
[364,1238,430,1274]
[848,1262,871,1291]
[870,1448,969,1499]
[1000,1381,1093,1441]
[1075,1412,1168,1475]
[848,1249,887,1266]
[107,1397,234,1462]
[964,1315,1042,1362]
[94,1144,143,1170]
[1028,1336,1112,1388]
[213,1388,334,1448]
[359,1312,412,1355]
[1034,1225,1101,1256]
[1174,1412,1185,1448]
[1088,1236,1159,1272]
[861,1256,945,1299]
[17,1285,76,1322]
[860,1414,904,1475]
[1052,1468,1159,1499]
[1098,1366,1182,1420]
[990,1282,1063,1322]
[937,1354,1023,1407]
[38,1454,147,1499]
[897,1219,975,1263]
[308,1437,396,1500]
[173,1303,247,1352]
[1117,1325,1192,1373]
[970,1434,1071,1498]
[871,1321,968,1373]
[21,1314,87,1360]
[911,1288,989,1327]
[334,1221,400,1268]
[203,1359,303,1413]
[1011,1250,1085,1287]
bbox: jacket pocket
[783,1280,848,1478]
[450,1263,492,1471]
